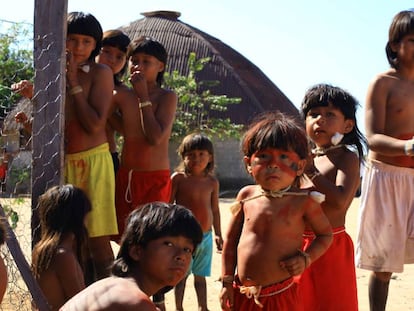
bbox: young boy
[113,36,178,243]
[220,112,332,310]
[171,133,223,311]
[356,10,414,311]
[12,12,118,282]
[60,202,203,311]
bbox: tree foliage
[0,22,34,118]
[164,52,243,141]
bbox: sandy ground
[162,197,414,311]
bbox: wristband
[220,275,234,285]
[69,85,83,96]
[139,100,152,109]
[404,137,414,156]
[297,249,311,268]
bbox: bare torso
[172,173,218,232]
[236,187,309,286]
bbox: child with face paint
[219,111,332,311]
[299,83,366,311]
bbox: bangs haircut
[242,111,308,160]
[67,12,103,60]
[127,36,167,86]
[386,10,414,68]
[113,202,203,276]
[178,133,215,174]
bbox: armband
[404,137,414,156]
[306,169,321,181]
[68,85,83,96]
[139,100,152,109]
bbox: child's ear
[344,119,355,134]
[128,245,142,261]
[243,156,252,174]
[158,61,165,73]
[296,159,307,176]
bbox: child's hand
[129,66,149,98]
[279,252,308,276]
[215,235,223,253]
[219,285,234,311]
[66,50,79,87]
[11,80,34,99]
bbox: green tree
[0,22,34,118]
[164,52,243,141]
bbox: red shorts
[113,167,171,241]
[300,226,358,310]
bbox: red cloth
[233,277,304,311]
[112,167,171,241]
[0,163,6,179]
[299,227,358,311]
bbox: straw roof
[120,11,299,125]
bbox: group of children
[3,7,413,311]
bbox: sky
[1,0,414,128]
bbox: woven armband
[139,101,152,109]
[69,85,83,96]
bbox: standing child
[60,202,203,311]
[113,36,177,238]
[96,29,131,174]
[31,184,91,310]
[171,133,223,311]
[12,12,118,282]
[356,10,414,311]
[219,112,332,311]
[113,36,177,310]
[300,83,366,311]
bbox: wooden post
[31,1,67,246]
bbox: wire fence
[0,1,67,308]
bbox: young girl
[220,111,332,311]
[300,83,366,310]
[32,184,91,311]
[96,29,131,175]
[171,133,223,311]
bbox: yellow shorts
[65,143,118,237]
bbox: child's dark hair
[386,10,414,69]
[32,184,91,277]
[0,218,7,245]
[176,133,215,175]
[112,202,203,277]
[67,12,103,60]
[300,83,366,161]
[127,36,167,86]
[102,29,131,85]
[242,111,308,163]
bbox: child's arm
[55,250,85,301]
[304,198,333,263]
[211,178,223,251]
[365,75,408,155]
[220,196,244,311]
[169,172,181,203]
[66,58,114,134]
[138,91,177,145]
[11,80,34,99]
[306,152,360,210]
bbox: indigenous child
[300,83,366,310]
[96,29,131,174]
[219,111,333,311]
[356,10,414,311]
[0,218,8,303]
[12,12,118,281]
[171,133,223,311]
[31,184,91,311]
[60,202,203,311]
[113,36,177,239]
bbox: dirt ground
[162,197,414,311]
